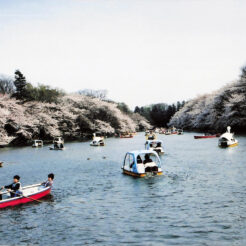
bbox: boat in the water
[145,140,164,155]
[170,126,177,134]
[146,130,156,140]
[0,184,51,209]
[90,133,105,146]
[159,128,166,134]
[218,126,238,148]
[120,133,133,138]
[165,129,172,135]
[122,150,163,177]
[194,134,220,139]
[50,137,64,150]
[177,129,184,135]
[32,140,43,147]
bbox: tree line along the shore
[169,66,246,132]
[0,70,183,128]
[1,65,246,133]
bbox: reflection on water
[0,132,246,245]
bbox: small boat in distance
[194,133,220,139]
[159,128,166,134]
[122,150,163,178]
[32,140,43,147]
[177,129,184,135]
[0,183,51,209]
[171,126,178,134]
[146,131,156,140]
[145,140,164,155]
[50,137,64,150]
[120,133,133,138]
[165,129,172,135]
[218,126,238,148]
[90,133,105,146]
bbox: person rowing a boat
[41,173,54,187]
[1,175,22,198]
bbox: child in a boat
[41,173,54,187]
[1,175,22,197]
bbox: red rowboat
[194,134,220,139]
[0,184,51,209]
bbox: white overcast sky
[0,0,246,108]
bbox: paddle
[0,187,3,200]
[9,190,43,203]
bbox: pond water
[0,132,246,245]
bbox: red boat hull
[0,187,51,209]
[120,136,133,138]
[194,135,219,139]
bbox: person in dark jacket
[41,173,54,187]
[143,154,153,164]
[1,175,22,197]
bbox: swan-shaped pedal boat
[145,140,164,155]
[90,133,105,146]
[218,126,238,148]
[122,150,163,177]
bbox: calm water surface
[0,132,246,246]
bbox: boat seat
[145,166,158,173]
[144,162,157,168]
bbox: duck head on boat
[50,137,64,150]
[218,126,238,148]
[53,137,64,144]
[90,133,105,146]
[32,140,43,147]
[145,140,164,155]
[122,150,163,177]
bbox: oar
[0,187,3,200]
[9,190,43,203]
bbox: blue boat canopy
[145,140,163,144]
[124,150,162,171]
[126,150,159,155]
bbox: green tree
[134,106,140,113]
[135,101,185,127]
[13,70,27,100]
[117,102,132,114]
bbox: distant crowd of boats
[146,127,184,135]
[31,125,239,156]
[0,125,238,209]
